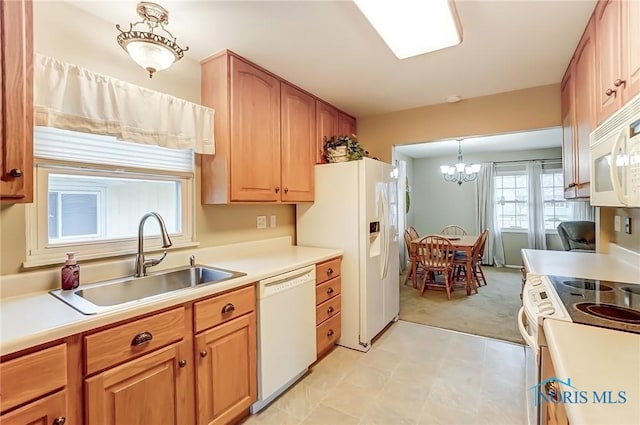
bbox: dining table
[410,234,479,296]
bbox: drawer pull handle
[53,417,66,425]
[327,288,334,295]
[131,331,153,346]
[9,168,23,178]
[327,329,334,337]
[178,359,187,368]
[222,303,235,314]
[327,267,334,275]
[327,306,334,314]
[200,350,208,358]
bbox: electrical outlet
[257,215,267,229]
[623,216,632,234]
[614,215,621,232]
[270,215,277,228]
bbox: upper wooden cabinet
[0,0,33,203]
[595,0,639,124]
[315,100,358,164]
[572,16,596,198]
[200,51,316,203]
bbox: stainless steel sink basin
[50,266,246,315]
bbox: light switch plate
[257,215,267,229]
[270,215,276,228]
[614,216,621,232]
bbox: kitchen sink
[50,266,246,315]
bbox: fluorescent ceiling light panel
[354,0,462,59]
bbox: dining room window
[495,164,570,232]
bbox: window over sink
[25,127,195,268]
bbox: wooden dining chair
[416,235,456,300]
[474,229,489,286]
[440,225,468,236]
[407,225,419,240]
[403,230,422,288]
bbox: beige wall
[358,84,561,162]
[0,2,295,276]
[599,207,640,254]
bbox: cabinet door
[622,0,640,103]
[560,69,576,199]
[281,83,315,203]
[230,57,281,202]
[316,101,339,164]
[195,312,256,425]
[595,0,622,124]
[338,113,357,137]
[0,0,33,203]
[573,17,596,198]
[0,391,66,425]
[85,343,188,425]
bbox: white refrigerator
[296,157,400,352]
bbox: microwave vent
[591,93,640,145]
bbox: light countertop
[0,238,342,356]
[543,319,640,425]
[521,246,640,283]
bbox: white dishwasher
[250,265,317,413]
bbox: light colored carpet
[399,266,525,345]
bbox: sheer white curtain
[475,162,505,266]
[569,200,596,221]
[527,161,547,249]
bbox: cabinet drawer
[316,277,341,305]
[85,307,185,375]
[194,285,255,333]
[316,294,341,325]
[316,258,341,284]
[0,344,67,412]
[316,312,341,356]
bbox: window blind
[35,126,194,173]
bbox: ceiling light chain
[440,139,481,186]
[116,2,189,78]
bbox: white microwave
[590,94,640,207]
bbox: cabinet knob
[221,303,235,314]
[326,287,334,295]
[327,306,334,314]
[605,88,616,97]
[200,350,208,358]
[9,168,23,178]
[613,78,626,87]
[327,267,334,276]
[275,186,280,193]
[567,182,577,188]
[52,417,66,425]
[327,329,334,337]
[178,359,187,368]
[131,331,153,346]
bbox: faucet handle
[144,251,167,268]
[189,255,195,267]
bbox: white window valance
[34,54,214,154]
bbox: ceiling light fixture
[353,0,462,60]
[440,140,481,186]
[116,2,189,78]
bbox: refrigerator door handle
[380,188,390,279]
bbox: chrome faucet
[135,212,173,277]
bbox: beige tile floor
[241,320,527,425]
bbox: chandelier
[116,2,189,78]
[439,140,481,186]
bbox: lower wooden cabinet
[195,312,257,425]
[315,257,342,358]
[0,390,67,425]
[85,342,189,425]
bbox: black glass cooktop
[547,275,640,334]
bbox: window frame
[25,160,197,268]
[495,170,529,233]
